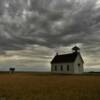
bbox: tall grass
[0,73,100,100]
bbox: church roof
[51,52,83,64]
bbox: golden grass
[0,73,100,100]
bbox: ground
[0,72,100,100]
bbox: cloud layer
[0,0,100,70]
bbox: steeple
[72,46,80,53]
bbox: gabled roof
[51,52,84,64]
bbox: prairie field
[0,72,100,100]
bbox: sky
[0,0,100,72]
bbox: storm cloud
[0,0,99,70]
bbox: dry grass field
[0,72,100,100]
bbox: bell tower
[72,46,80,53]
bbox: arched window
[67,65,69,71]
[61,65,63,71]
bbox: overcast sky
[0,0,99,71]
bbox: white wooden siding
[51,63,74,73]
[73,54,84,73]
[51,54,84,74]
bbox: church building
[51,46,84,74]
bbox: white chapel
[51,46,84,74]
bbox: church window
[67,65,69,71]
[61,65,63,71]
[55,66,57,71]
[78,64,80,67]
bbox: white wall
[51,63,74,73]
[73,54,84,74]
[51,54,84,74]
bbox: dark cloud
[0,0,99,69]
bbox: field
[0,73,100,100]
